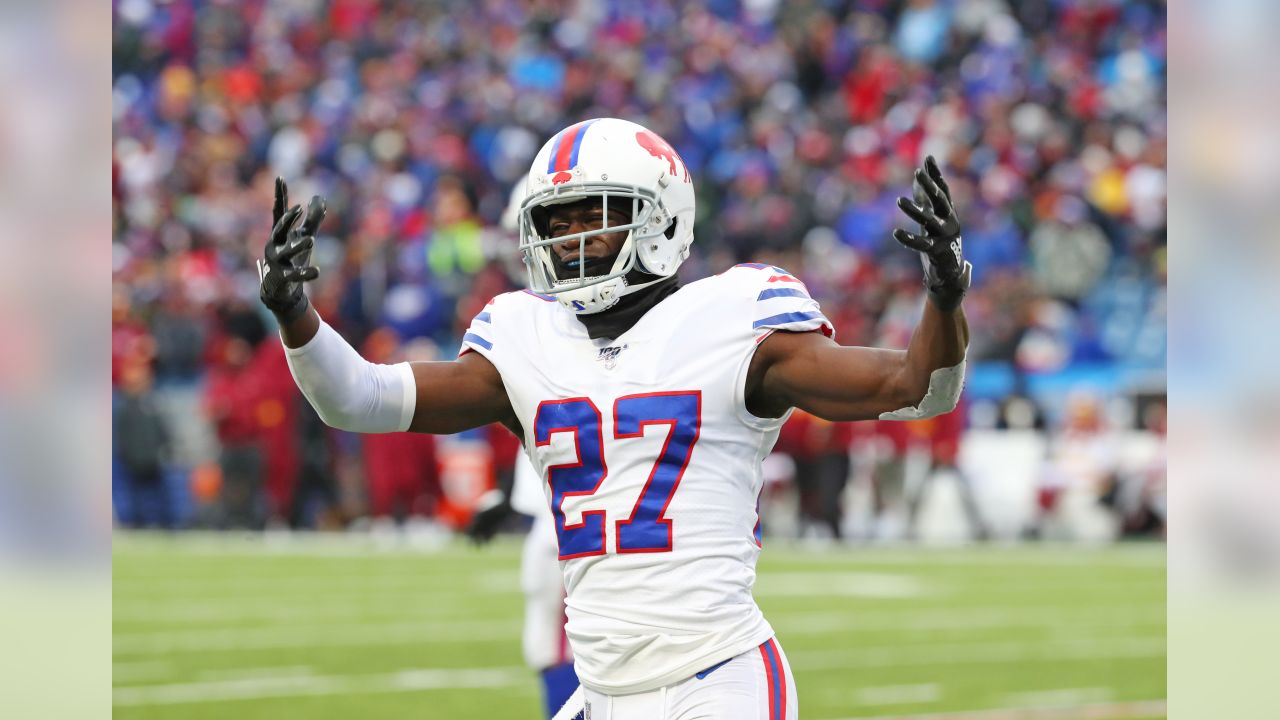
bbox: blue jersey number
[534,398,609,559]
[534,391,701,558]
[613,392,701,553]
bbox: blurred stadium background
[111,0,1166,718]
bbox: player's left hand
[465,490,513,545]
[893,156,972,312]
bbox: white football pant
[581,638,796,720]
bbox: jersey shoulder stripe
[458,289,563,357]
[753,310,827,330]
[731,264,835,340]
[462,332,493,351]
[458,294,507,357]
[756,287,808,301]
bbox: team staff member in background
[467,454,579,720]
[259,118,971,720]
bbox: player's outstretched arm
[747,157,970,422]
[404,353,515,434]
[259,178,515,436]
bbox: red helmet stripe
[548,120,595,174]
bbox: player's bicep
[756,331,912,422]
[406,351,515,434]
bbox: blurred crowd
[111,0,1165,537]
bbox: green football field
[113,534,1165,719]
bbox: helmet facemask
[519,182,667,313]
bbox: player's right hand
[465,490,513,545]
[258,177,325,324]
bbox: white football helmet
[518,118,696,314]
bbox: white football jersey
[459,264,833,694]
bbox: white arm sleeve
[879,360,966,421]
[284,320,417,433]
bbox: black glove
[465,489,514,545]
[893,156,972,313]
[258,177,325,324]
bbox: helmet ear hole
[664,218,678,239]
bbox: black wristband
[927,285,966,313]
[925,262,971,313]
[265,291,310,325]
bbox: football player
[259,118,970,720]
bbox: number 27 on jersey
[534,391,701,559]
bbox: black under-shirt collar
[575,275,682,341]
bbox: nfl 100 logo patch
[596,344,628,370]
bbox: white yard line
[790,637,1165,671]
[113,531,461,557]
[112,601,469,624]
[111,660,172,683]
[112,602,1162,630]
[1003,689,1113,708]
[112,666,527,706]
[113,619,523,655]
[114,531,1165,566]
[823,699,1167,720]
[772,606,1163,636]
[762,546,1165,568]
[755,572,932,599]
[112,577,508,599]
[853,684,943,706]
[114,613,1162,663]
[195,665,316,682]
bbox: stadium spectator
[253,339,306,524]
[291,389,342,529]
[904,396,990,541]
[780,410,856,541]
[1026,391,1121,541]
[1108,398,1166,538]
[203,334,268,529]
[113,360,173,529]
[870,413,921,541]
